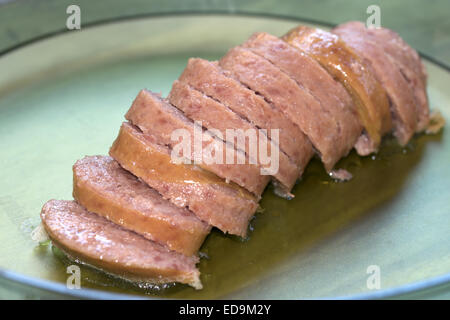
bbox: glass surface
[0,12,449,299]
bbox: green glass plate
[0,14,449,299]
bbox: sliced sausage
[125,90,269,196]
[242,32,362,159]
[169,80,300,195]
[283,26,392,153]
[219,47,347,172]
[177,58,313,175]
[109,122,259,237]
[73,155,211,256]
[334,21,429,131]
[326,24,417,145]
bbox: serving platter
[0,14,449,299]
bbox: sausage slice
[334,21,429,131]
[169,80,300,195]
[331,24,418,145]
[109,122,259,237]
[283,26,392,153]
[177,58,313,176]
[220,47,347,172]
[126,90,269,196]
[242,32,362,160]
[41,200,202,289]
[73,155,211,256]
